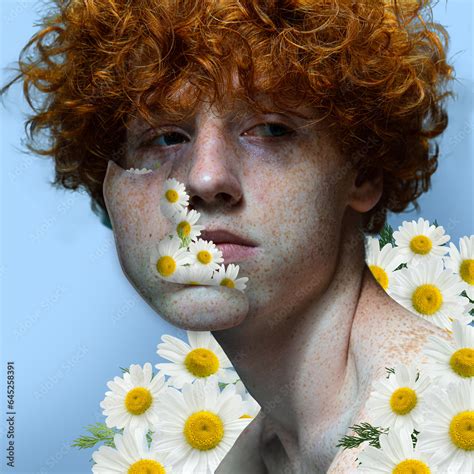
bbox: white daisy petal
[92,429,170,473]
[366,363,431,433]
[99,364,168,432]
[393,218,450,267]
[446,236,474,300]
[365,237,405,292]
[358,427,440,473]
[421,319,474,386]
[154,377,250,473]
[390,259,469,331]
[155,331,235,388]
[187,238,224,272]
[417,379,474,472]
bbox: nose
[185,120,243,213]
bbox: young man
[2,0,454,472]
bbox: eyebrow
[127,95,319,139]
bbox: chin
[147,284,250,331]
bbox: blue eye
[145,131,188,147]
[244,123,294,138]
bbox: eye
[142,131,189,148]
[243,123,294,138]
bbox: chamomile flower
[393,218,450,266]
[417,378,474,473]
[448,302,474,328]
[365,236,405,292]
[366,363,431,433]
[422,319,474,386]
[160,178,189,220]
[170,208,205,244]
[211,263,249,292]
[125,167,153,175]
[358,427,440,473]
[187,238,224,272]
[390,258,469,331]
[154,377,251,474]
[92,427,172,474]
[156,331,238,389]
[445,236,474,300]
[234,380,261,418]
[150,236,193,282]
[100,363,167,432]
[172,264,215,286]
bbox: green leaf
[336,422,389,450]
[378,223,395,248]
[461,290,474,306]
[71,423,118,450]
[385,367,395,378]
[178,234,191,248]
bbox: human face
[103,93,359,332]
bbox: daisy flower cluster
[74,330,260,473]
[150,178,249,291]
[365,218,474,331]
[345,219,474,473]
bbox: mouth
[199,229,259,264]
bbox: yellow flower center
[240,414,253,419]
[165,189,179,203]
[220,278,235,288]
[177,221,191,238]
[411,284,443,315]
[409,235,432,255]
[184,411,224,450]
[184,348,219,377]
[460,259,474,285]
[449,348,474,378]
[128,459,166,474]
[449,411,474,450]
[392,459,431,474]
[197,250,212,264]
[125,387,153,415]
[369,264,389,290]
[390,387,417,415]
[156,256,176,277]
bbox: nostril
[216,192,233,204]
[187,196,201,212]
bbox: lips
[199,229,257,247]
[199,229,258,263]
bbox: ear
[347,167,383,213]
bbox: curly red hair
[1,0,453,232]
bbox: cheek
[250,163,346,252]
[240,159,349,313]
[103,165,251,331]
[104,171,174,293]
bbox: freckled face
[103,94,357,331]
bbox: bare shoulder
[215,410,268,474]
[352,269,451,372]
[327,270,452,473]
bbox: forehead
[126,78,322,134]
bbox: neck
[212,220,368,467]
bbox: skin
[103,88,451,473]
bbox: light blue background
[0,1,472,473]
